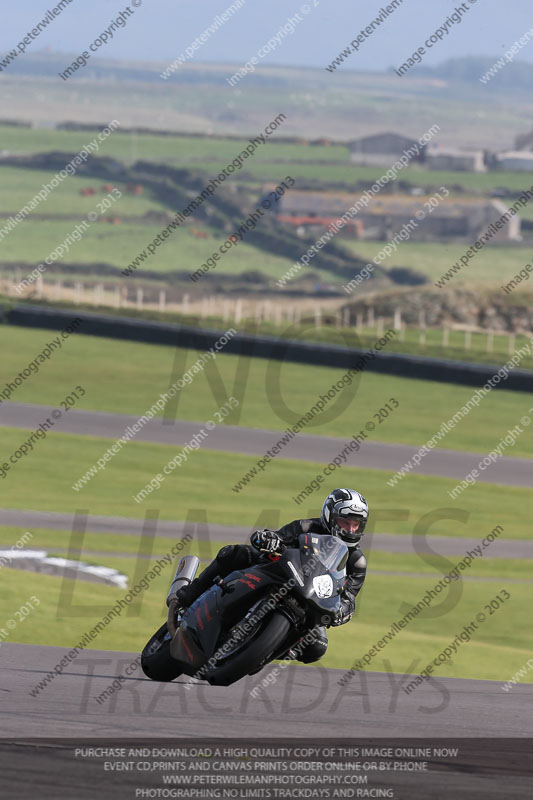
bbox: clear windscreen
[312,536,349,572]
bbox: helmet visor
[336,516,362,535]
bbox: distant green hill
[402,56,533,92]
[2,55,532,149]
[8,53,533,93]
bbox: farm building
[269,188,521,242]
[426,147,486,172]
[348,132,424,166]
[496,151,533,171]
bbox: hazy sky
[2,0,533,71]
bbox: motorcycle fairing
[173,565,285,670]
[171,533,348,673]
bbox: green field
[1,326,532,457]
[4,215,533,287]
[1,428,531,538]
[330,575,530,681]
[1,535,530,681]
[0,525,198,558]
[0,165,169,217]
[1,325,530,683]
[2,526,530,581]
[343,239,533,287]
[0,125,348,167]
[2,123,533,196]
[1,67,532,688]
[0,219,308,279]
[3,126,533,291]
[191,159,533,195]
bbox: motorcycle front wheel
[204,611,290,687]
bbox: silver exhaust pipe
[166,555,199,607]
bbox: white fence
[1,274,530,352]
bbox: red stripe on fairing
[182,635,194,663]
[203,601,211,622]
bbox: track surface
[2,507,532,558]
[2,402,532,486]
[2,404,532,788]
[2,643,531,738]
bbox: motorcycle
[141,533,349,686]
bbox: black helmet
[321,488,369,546]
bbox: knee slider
[299,641,328,663]
[315,631,329,651]
[299,626,328,663]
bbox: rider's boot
[176,559,221,608]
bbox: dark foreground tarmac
[1,644,531,799]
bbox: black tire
[141,622,183,682]
[205,612,290,687]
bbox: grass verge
[1,556,529,683]
[1,326,532,457]
[0,430,531,539]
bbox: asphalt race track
[2,644,532,798]
[2,643,531,739]
[2,402,531,486]
[1,405,532,799]
[2,507,533,559]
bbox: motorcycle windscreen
[325,537,349,572]
[302,533,348,573]
[299,534,348,612]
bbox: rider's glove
[331,596,355,627]
[250,529,284,555]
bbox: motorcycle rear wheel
[141,622,184,682]
[205,611,290,687]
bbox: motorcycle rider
[176,488,368,664]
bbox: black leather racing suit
[274,517,367,662]
[178,518,366,664]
